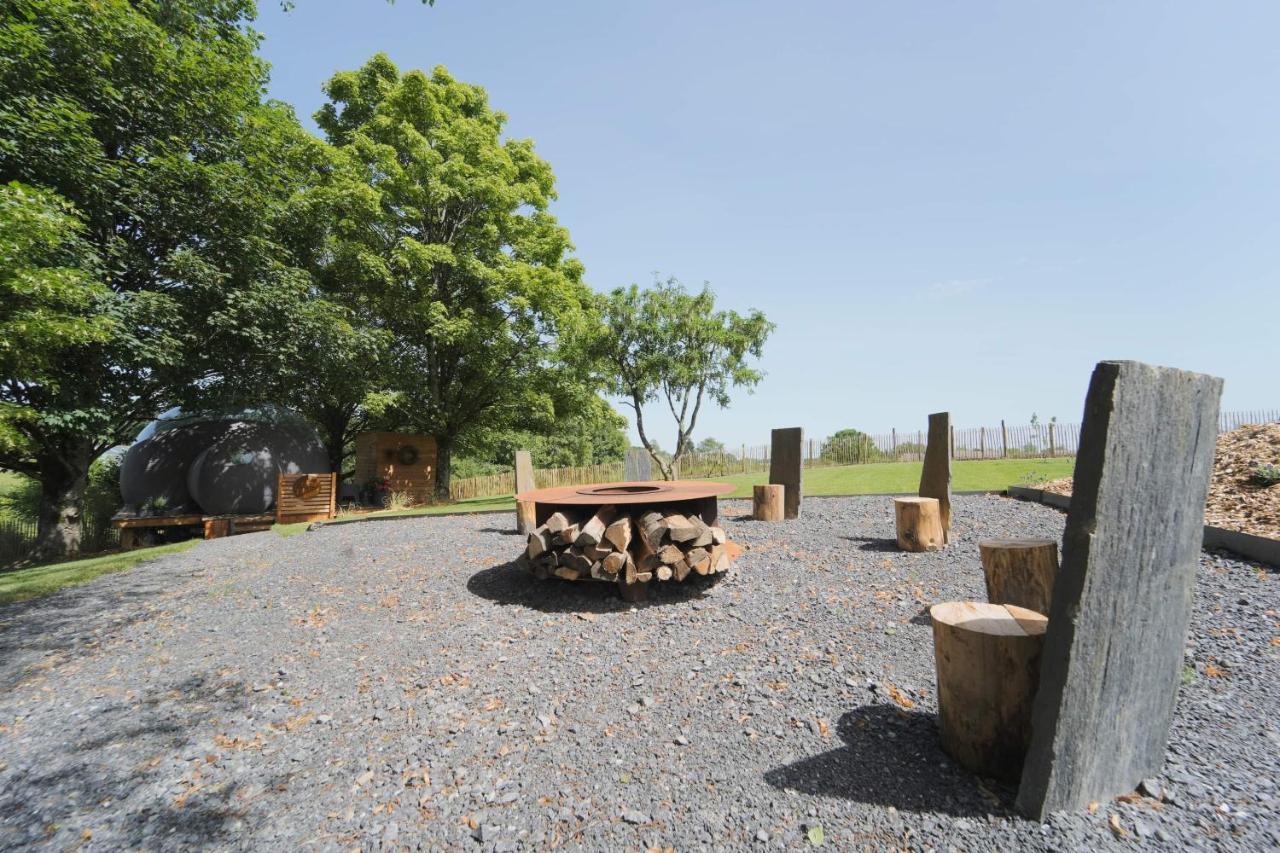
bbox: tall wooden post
[1017,361,1222,818]
[1048,422,1056,458]
[949,424,956,460]
[919,412,952,543]
[768,427,803,519]
[1001,420,1008,458]
[980,427,986,459]
[514,450,536,534]
[891,428,897,457]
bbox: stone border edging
[1005,485,1280,566]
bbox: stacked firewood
[522,505,732,584]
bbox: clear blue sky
[255,0,1279,448]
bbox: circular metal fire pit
[517,480,732,506]
[516,480,737,601]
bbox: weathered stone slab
[624,447,652,482]
[1016,360,1222,818]
[514,450,535,495]
[768,427,803,519]
[918,412,951,541]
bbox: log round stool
[893,497,944,552]
[930,601,1048,780]
[753,484,785,521]
[979,538,1059,615]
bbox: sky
[254,0,1280,448]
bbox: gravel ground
[0,494,1277,851]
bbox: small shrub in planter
[1249,463,1280,487]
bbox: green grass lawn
[714,457,1075,498]
[0,540,198,605]
[272,494,516,537]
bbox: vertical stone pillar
[919,412,952,542]
[1017,361,1222,818]
[768,427,803,519]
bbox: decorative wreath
[396,444,420,466]
[293,474,322,500]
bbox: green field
[0,540,198,605]
[714,457,1075,498]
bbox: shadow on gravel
[763,705,1013,817]
[0,579,186,692]
[467,560,722,613]
[0,671,263,848]
[842,536,900,552]
[477,527,523,536]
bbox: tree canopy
[596,278,772,479]
[312,54,599,497]
[0,0,318,557]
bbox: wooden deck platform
[112,512,275,550]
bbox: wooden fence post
[980,427,986,459]
[1001,420,1008,458]
[892,428,897,457]
[1048,422,1056,458]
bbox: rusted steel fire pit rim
[515,480,734,505]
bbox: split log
[672,558,691,582]
[710,525,726,545]
[710,544,731,573]
[894,497,944,552]
[554,566,582,581]
[753,484,785,521]
[526,527,551,560]
[576,506,617,547]
[688,515,713,547]
[603,516,632,552]
[656,565,673,581]
[931,601,1048,781]
[516,499,536,535]
[686,546,711,576]
[560,551,593,574]
[638,511,666,550]
[602,551,627,576]
[979,539,1059,615]
[664,512,699,543]
[657,544,684,564]
[545,511,570,536]
[584,543,613,563]
[555,523,580,547]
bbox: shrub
[384,491,415,512]
[1249,463,1280,487]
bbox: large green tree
[314,55,597,499]
[0,0,317,558]
[596,278,773,480]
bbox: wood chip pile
[521,505,732,585]
[1036,423,1280,538]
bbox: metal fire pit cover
[516,480,734,505]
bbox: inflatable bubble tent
[120,406,329,516]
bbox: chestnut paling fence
[447,409,1280,501]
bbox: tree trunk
[434,434,454,502]
[33,444,93,561]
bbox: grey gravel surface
[0,494,1277,851]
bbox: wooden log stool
[753,484,785,521]
[979,538,1059,615]
[930,601,1048,780]
[893,496,944,552]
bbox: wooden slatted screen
[276,473,337,524]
